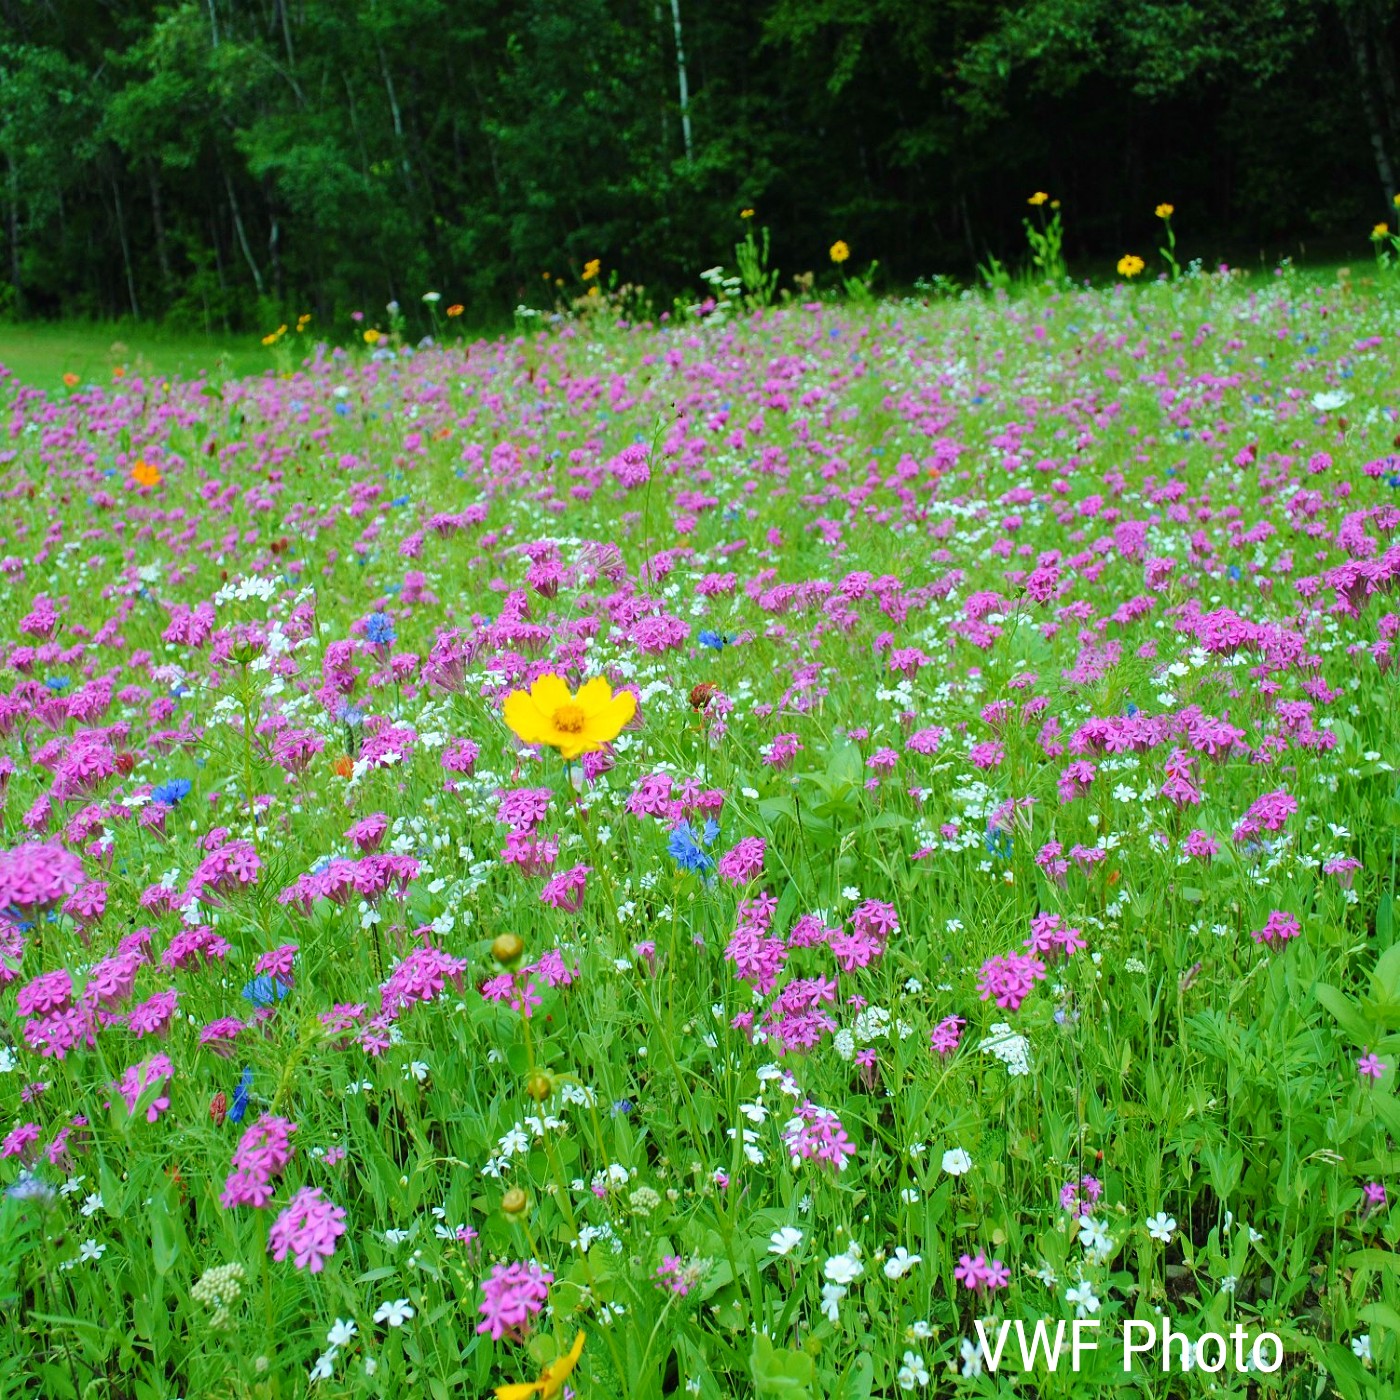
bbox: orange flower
[62,372,79,388]
[112,366,126,379]
[332,755,355,779]
[131,460,162,488]
[446,304,464,317]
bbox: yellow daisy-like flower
[1117,254,1145,278]
[495,1331,585,1400]
[503,676,635,760]
[1373,222,1390,239]
[829,240,850,264]
[1155,202,1174,219]
[1028,191,1049,206]
[740,207,755,219]
[363,328,381,345]
[582,258,601,281]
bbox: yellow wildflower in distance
[582,258,601,281]
[1373,223,1390,239]
[1117,254,1145,278]
[363,328,381,345]
[740,207,755,219]
[495,1331,585,1400]
[1155,203,1174,219]
[829,240,850,264]
[1028,191,1049,206]
[503,675,635,760]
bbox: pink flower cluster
[476,1260,553,1340]
[268,1186,346,1273]
[221,1115,298,1208]
[977,951,1048,1012]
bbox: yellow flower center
[552,703,587,734]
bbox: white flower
[422,291,441,303]
[1065,1280,1100,1317]
[900,1187,920,1204]
[327,1318,358,1347]
[373,1298,415,1328]
[819,1282,846,1323]
[1219,1274,1237,1295]
[80,1193,104,1217]
[78,1239,106,1263]
[404,1061,430,1083]
[823,1253,864,1286]
[1351,1334,1372,1362]
[958,1337,984,1377]
[1311,390,1350,412]
[309,1348,338,1382]
[941,1148,973,1176]
[769,1226,803,1256]
[883,1247,922,1280]
[1077,1215,1112,1254]
[1145,1212,1176,1243]
[896,1350,929,1389]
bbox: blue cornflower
[151,778,192,807]
[43,677,70,693]
[668,822,716,875]
[611,1099,634,1117]
[1228,565,1242,581]
[241,975,291,1008]
[698,629,727,651]
[230,1067,253,1124]
[984,828,1013,861]
[364,612,396,646]
[1124,702,1139,717]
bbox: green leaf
[149,1197,179,1277]
[1359,1301,1400,1336]
[750,1334,814,1398]
[1316,983,1372,1047]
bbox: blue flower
[611,1099,634,1117]
[43,677,70,693]
[1124,702,1138,717]
[668,823,716,875]
[151,778,192,807]
[984,828,1013,861]
[698,630,727,651]
[230,1067,253,1124]
[1228,565,1242,581]
[364,612,396,646]
[241,975,291,1009]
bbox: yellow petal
[540,1333,586,1396]
[495,1384,542,1400]
[503,691,553,746]
[573,675,615,713]
[528,673,573,712]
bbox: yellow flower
[829,240,850,264]
[446,303,464,317]
[1028,191,1049,206]
[503,676,635,760]
[1373,222,1390,239]
[1393,193,1400,208]
[1117,254,1145,278]
[363,328,381,345]
[495,1332,585,1400]
[1155,203,1174,219]
[740,207,755,219]
[261,333,278,347]
[582,258,601,281]
[131,460,162,488]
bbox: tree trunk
[111,172,141,319]
[1341,1,1398,205]
[224,165,266,297]
[147,160,173,294]
[668,0,693,160]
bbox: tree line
[1,0,1397,331]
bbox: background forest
[3,0,1400,330]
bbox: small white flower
[897,1350,929,1389]
[883,1246,922,1280]
[1065,1280,1100,1317]
[80,1193,104,1217]
[373,1298,415,1327]
[900,1187,920,1204]
[958,1337,984,1377]
[942,1147,973,1176]
[768,1226,803,1256]
[1145,1212,1177,1243]
[78,1239,106,1263]
[1077,1215,1111,1254]
[403,1061,430,1083]
[327,1318,357,1347]
[819,1282,846,1323]
[309,1348,338,1382]
[1351,1333,1372,1362]
[1219,1274,1238,1295]
[823,1253,864,1286]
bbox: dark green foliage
[0,0,1396,328]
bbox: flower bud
[525,1069,553,1102]
[491,932,525,967]
[501,1187,529,1216]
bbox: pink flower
[539,863,589,913]
[476,1260,553,1341]
[929,1015,965,1056]
[116,1054,174,1123]
[1251,910,1301,947]
[717,837,766,886]
[1358,1052,1387,1080]
[977,952,1047,1011]
[0,841,84,912]
[268,1187,347,1273]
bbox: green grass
[0,321,272,387]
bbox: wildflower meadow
[2,258,1399,1400]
